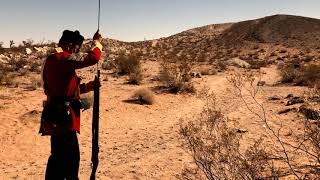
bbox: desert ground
[0,14,319,179]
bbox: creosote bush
[179,90,273,179]
[159,59,195,93]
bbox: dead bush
[159,60,195,93]
[131,88,155,105]
[229,71,320,178]
[180,91,273,179]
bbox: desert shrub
[159,60,195,93]
[28,77,41,90]
[216,60,228,71]
[279,62,300,83]
[295,64,320,86]
[131,88,155,105]
[114,52,140,75]
[114,52,144,84]
[128,67,143,85]
[29,59,42,73]
[180,91,273,179]
[246,59,269,69]
[8,56,28,71]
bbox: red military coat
[40,43,101,135]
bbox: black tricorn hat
[58,30,84,46]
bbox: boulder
[268,95,281,101]
[0,54,10,64]
[227,58,251,68]
[257,81,266,86]
[25,48,32,55]
[299,104,319,120]
[286,96,305,106]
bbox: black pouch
[41,102,71,126]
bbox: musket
[90,0,101,179]
[90,69,100,180]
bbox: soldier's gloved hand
[93,30,102,42]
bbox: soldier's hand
[93,30,102,42]
[86,79,101,92]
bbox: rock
[278,108,297,114]
[286,97,305,106]
[236,128,248,133]
[190,72,202,78]
[257,81,266,86]
[34,46,50,54]
[25,48,32,55]
[285,94,294,99]
[268,95,281,101]
[0,54,9,64]
[299,104,320,120]
[227,58,251,68]
[151,40,158,47]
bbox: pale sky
[1,0,320,47]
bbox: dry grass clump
[179,91,273,179]
[131,88,155,105]
[159,60,195,93]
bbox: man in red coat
[40,30,102,180]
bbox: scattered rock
[236,128,248,133]
[278,108,297,114]
[286,97,305,106]
[299,104,320,120]
[268,95,281,101]
[285,94,294,99]
[257,81,266,86]
[34,46,51,55]
[284,130,293,136]
[190,72,202,78]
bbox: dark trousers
[45,132,80,180]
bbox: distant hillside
[104,14,320,62]
[218,14,320,47]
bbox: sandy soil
[0,63,312,179]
